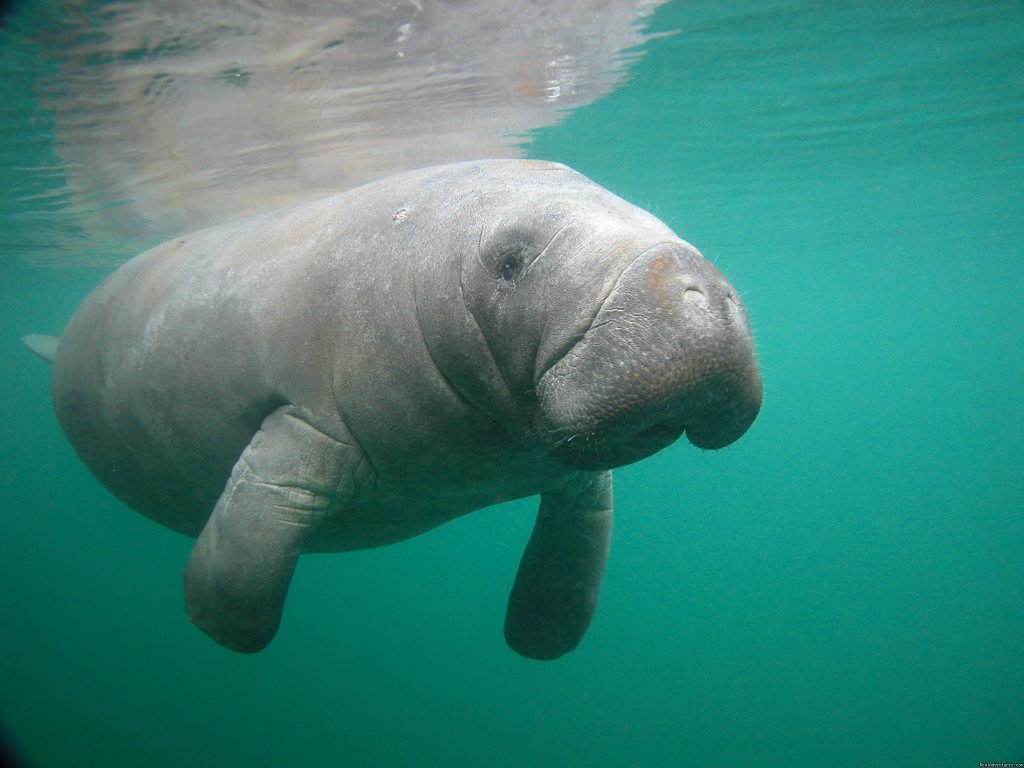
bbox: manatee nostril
[683,286,707,306]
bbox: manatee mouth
[546,381,761,470]
[636,422,686,447]
[549,420,687,471]
[549,415,743,471]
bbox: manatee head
[455,165,762,469]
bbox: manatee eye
[497,250,522,281]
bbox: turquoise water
[2,1,1023,766]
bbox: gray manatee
[31,160,762,659]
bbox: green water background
[2,1,1023,765]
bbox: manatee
[28,159,762,659]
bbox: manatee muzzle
[537,242,762,469]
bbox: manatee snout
[539,242,762,469]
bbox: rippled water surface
[2,2,1023,766]
[3,0,666,262]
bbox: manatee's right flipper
[505,470,613,660]
[184,405,361,653]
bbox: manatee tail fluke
[22,334,60,363]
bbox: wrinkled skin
[47,160,762,658]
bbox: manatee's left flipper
[184,405,360,653]
[505,470,613,660]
